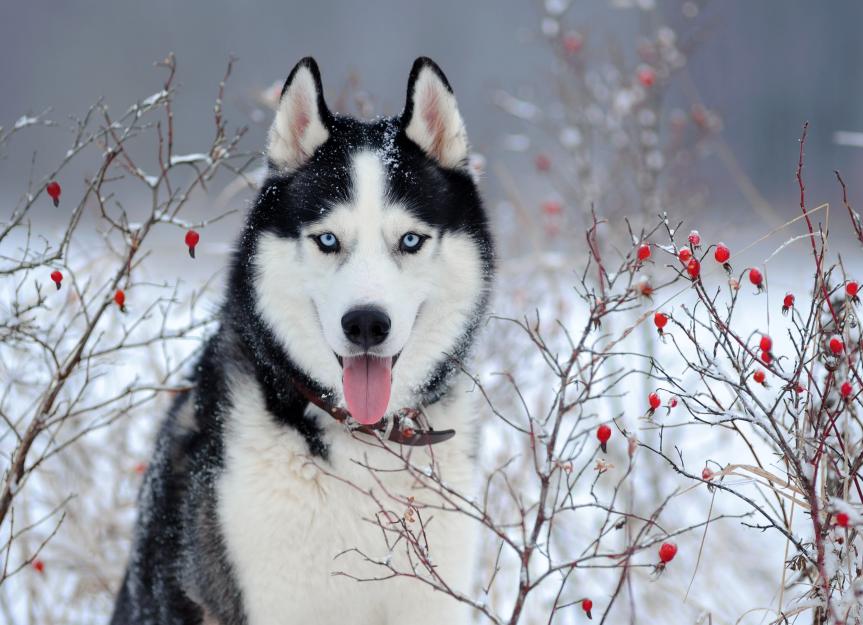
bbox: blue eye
[399,232,426,253]
[313,232,340,253]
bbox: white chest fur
[216,377,479,625]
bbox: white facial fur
[254,151,485,412]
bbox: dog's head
[245,57,492,425]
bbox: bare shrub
[0,55,252,624]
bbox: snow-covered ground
[5,195,858,624]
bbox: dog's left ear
[267,57,331,172]
[401,57,469,170]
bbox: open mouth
[333,351,401,426]
[333,352,400,368]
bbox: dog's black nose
[341,307,391,349]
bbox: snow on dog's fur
[111,57,494,625]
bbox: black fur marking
[279,57,333,127]
[401,57,455,126]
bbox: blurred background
[3,2,863,624]
[3,0,863,234]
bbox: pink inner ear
[420,85,447,161]
[290,95,311,158]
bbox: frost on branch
[0,54,252,624]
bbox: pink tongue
[342,355,392,425]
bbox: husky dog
[111,57,493,625]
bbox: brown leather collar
[291,377,455,446]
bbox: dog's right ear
[401,57,469,170]
[267,58,331,172]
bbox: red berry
[795,384,805,394]
[535,154,552,172]
[581,598,593,618]
[46,181,61,206]
[701,467,714,480]
[542,200,562,215]
[836,512,850,528]
[678,248,692,263]
[648,392,661,411]
[753,369,766,384]
[637,66,656,88]
[50,270,63,290]
[658,541,677,563]
[596,424,612,444]
[759,335,772,353]
[714,243,730,263]
[637,243,651,262]
[185,229,200,259]
[653,312,668,330]
[829,336,844,355]
[33,559,45,573]
[669,397,678,408]
[688,230,701,247]
[596,424,611,453]
[134,462,148,475]
[563,32,584,55]
[761,351,772,364]
[686,258,700,279]
[841,381,853,399]
[846,281,859,298]
[749,268,763,287]
[114,289,126,312]
[783,293,795,309]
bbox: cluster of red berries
[672,232,736,282]
[46,182,202,302]
[45,182,64,301]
